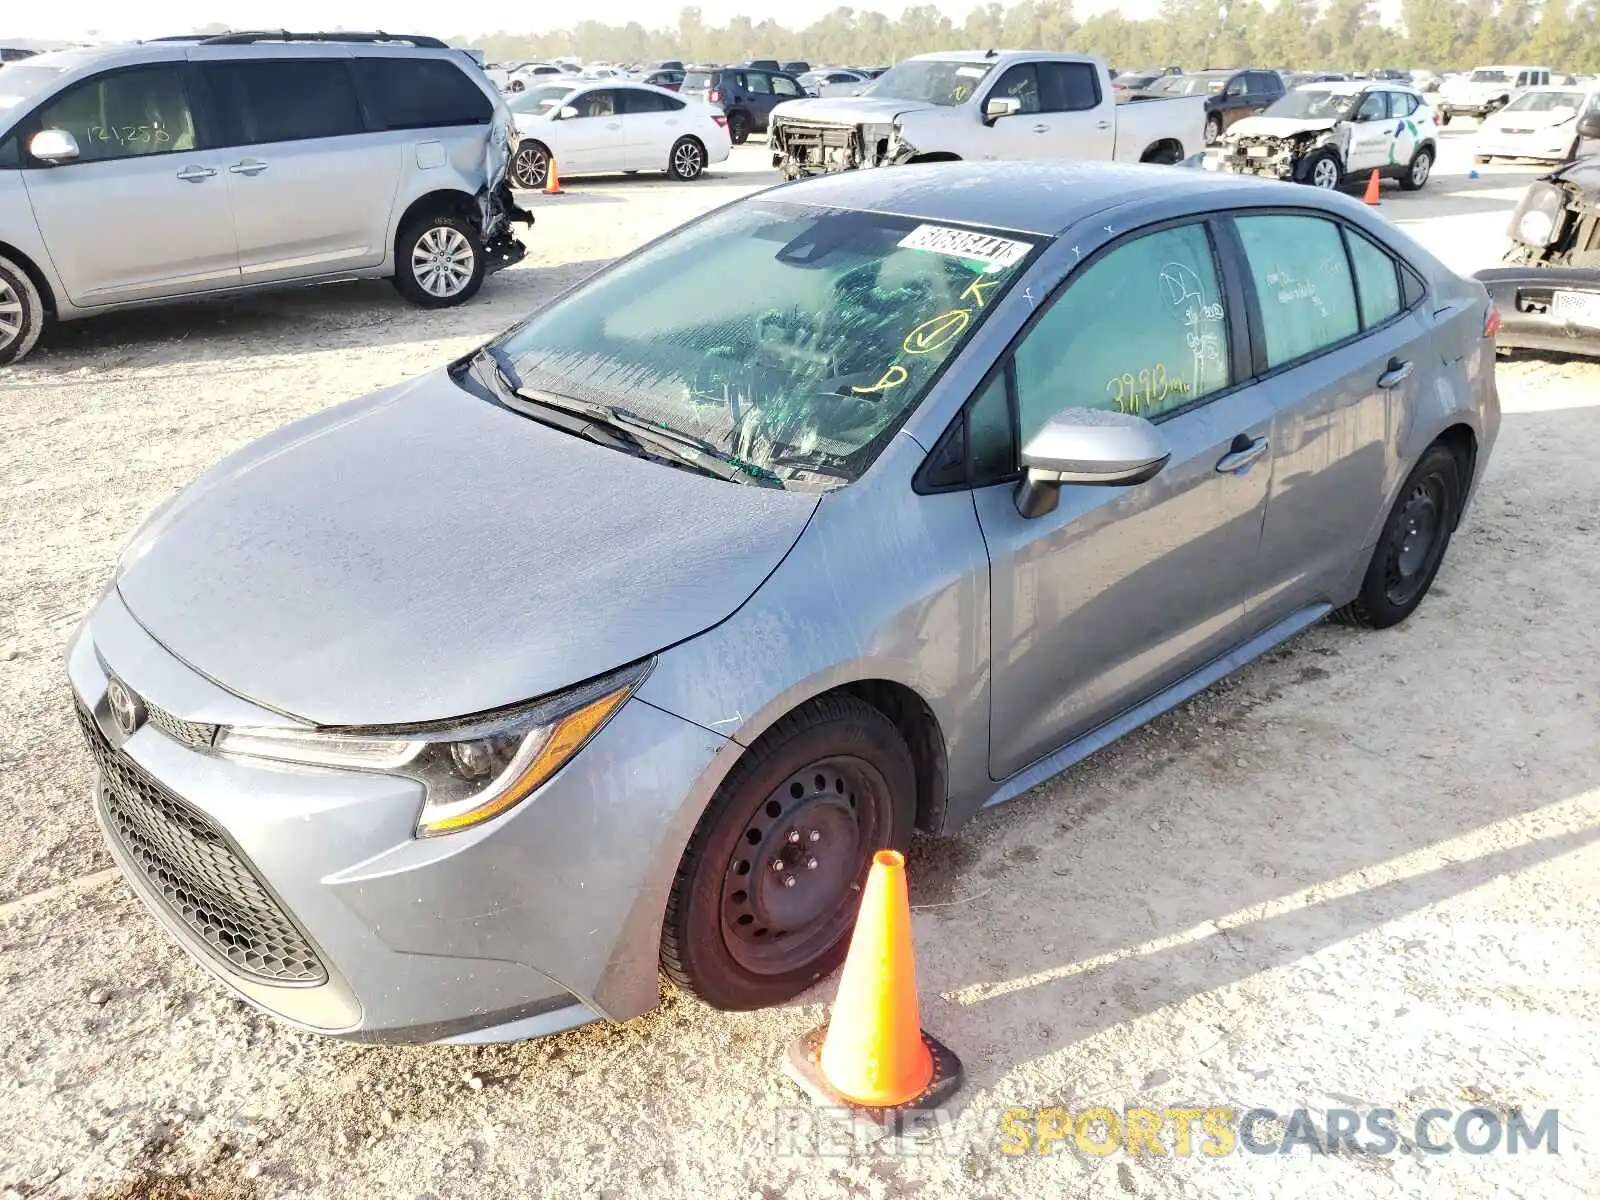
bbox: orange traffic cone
[783,849,963,1130]
[543,156,563,195]
[1363,168,1381,205]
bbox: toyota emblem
[106,678,143,737]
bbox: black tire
[661,694,916,1010]
[1473,154,1491,165]
[391,212,486,309]
[510,142,550,190]
[727,111,750,145]
[1400,145,1434,191]
[509,79,525,93]
[1301,148,1343,190]
[1333,444,1461,630]
[0,252,45,366]
[1439,110,1451,126]
[667,136,707,180]
[1204,114,1222,144]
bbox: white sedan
[1475,85,1600,163]
[507,82,732,188]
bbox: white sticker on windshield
[956,66,990,78]
[898,224,1032,270]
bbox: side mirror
[557,105,579,120]
[1014,407,1171,518]
[29,128,80,164]
[984,96,1022,123]
[1578,112,1600,139]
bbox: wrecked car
[1476,151,1600,358]
[1209,81,1438,192]
[766,50,1206,179]
[0,32,531,365]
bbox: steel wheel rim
[513,145,547,189]
[0,277,21,350]
[411,227,474,298]
[1383,474,1446,606]
[718,755,890,975]
[674,142,703,177]
[1412,153,1430,186]
[1313,158,1339,188]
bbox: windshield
[1266,88,1359,119]
[682,71,712,90]
[1115,73,1161,89]
[1504,90,1584,113]
[0,64,67,117]
[1470,70,1511,83]
[488,201,1039,489]
[861,59,995,106]
[508,84,576,115]
[1152,75,1223,96]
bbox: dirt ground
[2,136,1598,1199]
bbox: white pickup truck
[1437,65,1551,123]
[768,50,1207,178]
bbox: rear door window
[1234,214,1361,368]
[202,58,365,145]
[620,89,682,113]
[745,72,772,95]
[30,66,197,161]
[1041,62,1101,111]
[353,57,491,129]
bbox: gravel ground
[2,139,1598,1200]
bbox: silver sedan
[67,161,1499,1043]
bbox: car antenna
[985,48,997,58]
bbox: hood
[1442,78,1504,100]
[1225,115,1339,140]
[770,96,934,125]
[1485,107,1581,131]
[114,370,819,726]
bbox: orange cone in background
[544,157,564,195]
[1363,168,1381,205]
[784,849,963,1129]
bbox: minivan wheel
[661,694,915,1010]
[392,214,486,308]
[1333,444,1460,629]
[668,136,706,180]
[727,111,750,145]
[511,142,550,190]
[0,253,44,366]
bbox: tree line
[453,0,1600,75]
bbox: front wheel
[511,142,550,190]
[660,694,916,1010]
[391,213,486,308]
[1304,150,1343,189]
[727,111,750,145]
[1333,444,1461,629]
[1204,114,1222,144]
[667,136,706,180]
[0,253,45,366]
[1400,146,1433,191]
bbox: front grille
[75,702,327,985]
[145,702,218,749]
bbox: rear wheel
[661,694,916,1010]
[1400,146,1434,191]
[667,136,706,180]
[1333,444,1460,629]
[0,253,45,366]
[728,110,750,145]
[392,213,485,308]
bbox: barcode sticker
[898,224,1033,269]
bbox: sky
[6,0,1167,46]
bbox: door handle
[228,160,268,176]
[1031,123,1050,133]
[175,165,216,182]
[1096,119,1112,129]
[1377,357,1414,388]
[1215,435,1270,474]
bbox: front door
[197,56,403,283]
[557,87,627,173]
[981,61,1115,162]
[972,220,1275,780]
[1346,90,1401,172]
[20,64,239,306]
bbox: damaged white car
[1208,81,1438,192]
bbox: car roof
[769,160,1264,237]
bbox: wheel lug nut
[808,830,821,843]
[783,875,797,888]
[787,830,801,844]
[770,858,785,872]
[806,857,818,870]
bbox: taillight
[1484,301,1501,338]
[708,88,722,103]
[712,114,728,128]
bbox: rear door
[741,71,776,128]
[1230,211,1424,620]
[20,62,239,305]
[196,52,403,283]
[618,87,681,170]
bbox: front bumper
[769,120,898,178]
[1209,145,1297,180]
[1476,266,1600,357]
[67,590,729,1043]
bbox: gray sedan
[67,162,1500,1044]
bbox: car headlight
[215,660,651,837]
[1509,182,1567,247]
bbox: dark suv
[680,66,804,143]
[1160,68,1285,143]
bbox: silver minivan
[0,32,531,364]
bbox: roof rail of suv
[170,30,451,48]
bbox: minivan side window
[1234,214,1361,368]
[353,58,492,130]
[202,59,364,145]
[1012,222,1231,441]
[30,66,196,162]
